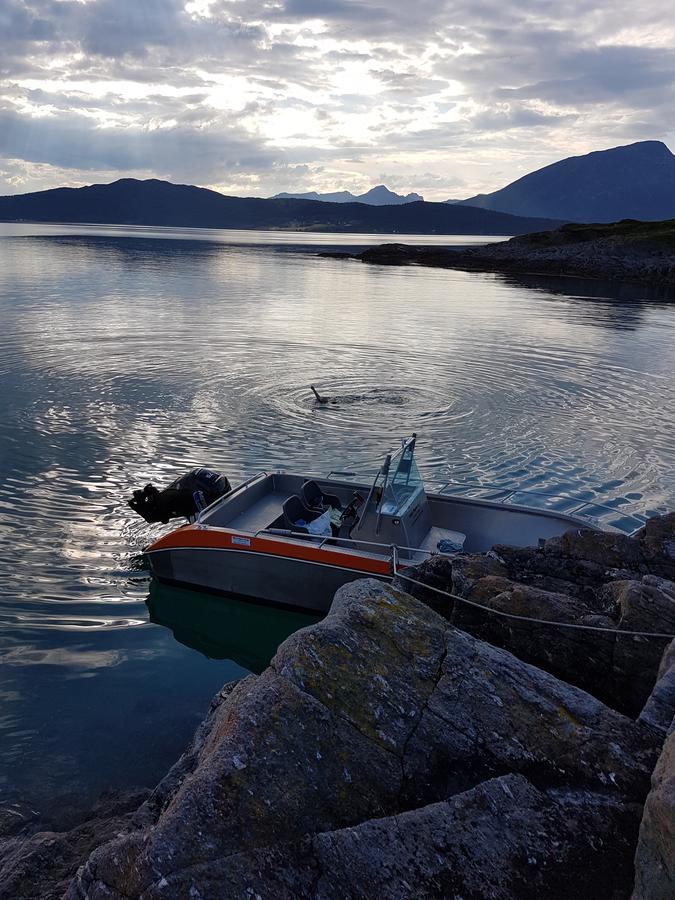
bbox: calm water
[1,223,674,826]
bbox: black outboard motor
[128,468,231,524]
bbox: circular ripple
[0,234,674,629]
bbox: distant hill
[271,184,423,205]
[0,178,561,235]
[459,141,675,222]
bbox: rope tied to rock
[393,566,675,640]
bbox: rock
[640,640,675,733]
[277,581,658,807]
[70,669,403,897]
[307,776,640,900]
[632,726,675,899]
[0,804,38,840]
[0,791,147,900]
[604,576,675,713]
[396,556,619,707]
[401,519,675,716]
[357,244,427,266]
[463,573,520,601]
[350,228,675,286]
[449,551,508,595]
[449,580,617,703]
[68,580,662,898]
[132,683,240,829]
[123,775,641,900]
[273,579,447,757]
[462,579,595,621]
[402,621,658,808]
[393,552,510,618]
[493,528,645,600]
[636,512,675,580]
[352,224,675,286]
[548,527,645,572]
[393,554,456,618]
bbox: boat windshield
[380,439,424,515]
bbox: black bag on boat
[128,468,231,524]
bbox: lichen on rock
[65,565,670,899]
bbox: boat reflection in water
[146,581,320,674]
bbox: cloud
[0,107,277,184]
[0,0,673,198]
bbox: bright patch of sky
[0,0,673,199]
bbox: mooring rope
[393,565,675,640]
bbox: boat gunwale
[146,487,605,580]
[200,468,610,532]
[146,524,395,575]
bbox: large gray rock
[450,579,615,696]
[402,619,658,807]
[308,776,640,900]
[448,551,508,596]
[632,726,675,899]
[640,640,675,733]
[68,580,662,899]
[546,527,645,572]
[135,775,640,900]
[605,576,675,713]
[272,578,446,757]
[493,529,643,595]
[71,670,402,899]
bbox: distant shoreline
[320,219,675,288]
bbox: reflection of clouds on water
[1,225,674,820]
[0,645,150,669]
[1,229,675,626]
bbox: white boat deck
[225,491,467,559]
[417,525,467,555]
[227,491,291,533]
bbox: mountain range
[275,141,675,223]
[0,179,560,235]
[270,185,423,205]
[2,141,673,232]
[458,141,675,222]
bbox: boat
[143,434,612,613]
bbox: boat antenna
[311,385,329,404]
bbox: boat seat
[282,494,322,534]
[301,480,343,511]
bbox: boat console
[350,435,450,557]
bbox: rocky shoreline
[321,219,675,287]
[1,514,674,899]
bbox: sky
[1,0,674,201]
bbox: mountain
[0,178,561,235]
[459,141,675,223]
[273,190,356,203]
[271,184,424,205]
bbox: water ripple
[0,230,674,629]
[1,225,674,822]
